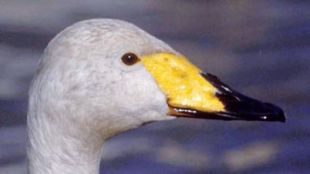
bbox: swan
[27,19,285,174]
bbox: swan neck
[27,110,105,174]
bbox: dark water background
[0,1,309,173]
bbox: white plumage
[27,18,285,174]
[28,19,176,174]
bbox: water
[0,1,309,173]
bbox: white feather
[27,19,176,174]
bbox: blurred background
[0,0,309,173]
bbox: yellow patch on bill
[142,53,225,112]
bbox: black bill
[169,72,285,122]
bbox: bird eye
[121,53,140,66]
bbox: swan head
[29,19,285,139]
